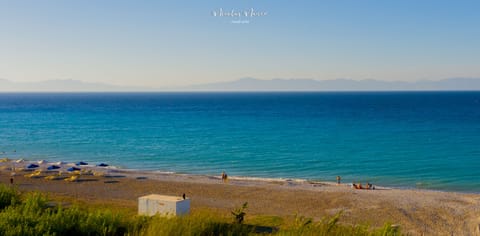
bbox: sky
[1,0,480,88]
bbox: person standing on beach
[221,171,228,183]
[336,176,341,185]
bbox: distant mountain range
[1,78,480,92]
[183,77,480,91]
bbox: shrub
[139,210,252,236]
[0,184,20,209]
[231,202,248,224]
[0,192,130,236]
[276,211,401,236]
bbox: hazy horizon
[2,77,480,92]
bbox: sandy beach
[1,160,480,235]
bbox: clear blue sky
[1,0,479,87]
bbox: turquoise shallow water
[0,92,479,192]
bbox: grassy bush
[139,210,253,236]
[0,184,20,209]
[0,191,131,236]
[277,212,400,236]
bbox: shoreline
[0,157,477,195]
[1,158,480,235]
[0,157,433,193]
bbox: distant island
[1,77,480,92]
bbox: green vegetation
[0,184,20,210]
[139,211,252,236]
[276,213,400,236]
[0,184,401,236]
[0,192,133,236]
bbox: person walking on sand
[10,170,16,185]
[336,176,341,185]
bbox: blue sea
[1,92,479,192]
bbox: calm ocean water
[1,92,479,192]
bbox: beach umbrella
[96,163,109,167]
[76,161,88,166]
[47,165,60,170]
[26,163,39,169]
[67,167,81,171]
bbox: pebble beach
[1,159,480,235]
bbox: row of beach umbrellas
[25,162,109,171]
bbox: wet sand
[1,161,480,235]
